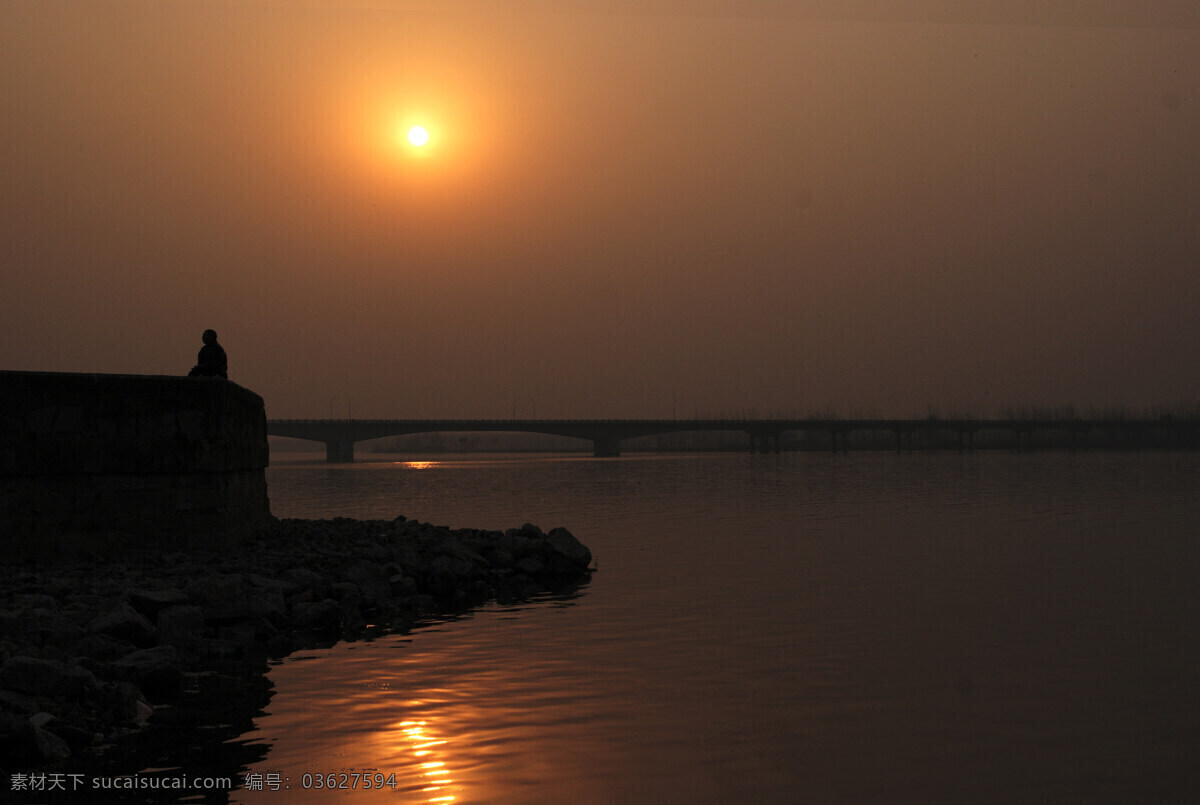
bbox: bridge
[266,417,1198,462]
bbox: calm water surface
[232,451,1200,803]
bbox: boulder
[546,527,592,569]
[0,689,38,715]
[96,680,149,724]
[484,548,515,569]
[437,539,488,568]
[29,608,86,645]
[29,711,56,730]
[426,555,477,597]
[32,721,72,762]
[246,573,299,597]
[124,587,189,620]
[156,605,206,653]
[200,639,243,660]
[340,603,366,636]
[498,532,532,558]
[345,562,392,607]
[515,556,545,577]
[0,609,26,640]
[389,575,418,597]
[429,554,475,579]
[89,603,157,647]
[72,633,135,662]
[330,582,361,604]
[185,575,251,625]
[108,646,182,696]
[0,714,72,763]
[291,600,341,632]
[284,568,328,599]
[217,622,259,651]
[0,656,97,698]
[13,593,57,610]
[0,711,35,763]
[248,592,288,628]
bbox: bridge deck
[266,417,1197,460]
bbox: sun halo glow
[407,126,429,147]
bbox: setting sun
[407,126,429,147]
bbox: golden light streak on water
[397,719,458,802]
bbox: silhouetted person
[188,329,228,379]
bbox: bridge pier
[326,439,355,462]
[593,438,621,457]
[956,430,975,453]
[829,429,850,453]
[746,432,780,454]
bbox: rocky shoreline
[0,516,593,772]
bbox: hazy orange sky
[3,1,1198,418]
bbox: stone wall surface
[1,371,271,559]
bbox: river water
[231,450,1200,803]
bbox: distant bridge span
[266,417,1197,462]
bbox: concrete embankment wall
[0,370,271,560]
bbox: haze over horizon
[3,1,1198,419]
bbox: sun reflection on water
[398,460,439,470]
[398,719,458,802]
